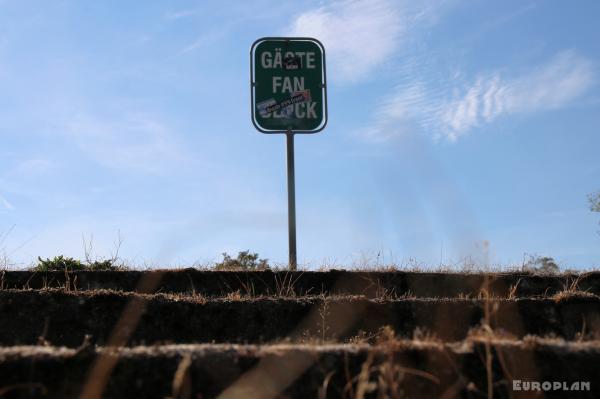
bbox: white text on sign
[259,48,319,120]
[261,49,316,69]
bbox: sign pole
[286,130,297,270]
[251,37,327,272]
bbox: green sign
[251,37,327,133]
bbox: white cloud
[289,0,423,83]
[0,194,14,211]
[64,113,189,174]
[510,50,594,110]
[364,50,595,141]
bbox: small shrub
[522,255,560,274]
[34,255,85,272]
[33,255,124,272]
[214,250,269,271]
[589,191,600,212]
[87,259,124,271]
[590,192,600,236]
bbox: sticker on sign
[260,90,311,114]
[250,37,327,134]
[283,55,302,70]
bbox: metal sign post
[250,37,327,270]
[286,130,297,268]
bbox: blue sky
[1,0,599,269]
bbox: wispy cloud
[165,9,196,20]
[289,0,435,83]
[179,3,298,55]
[363,50,595,141]
[12,159,56,177]
[64,113,189,175]
[0,194,14,211]
[180,28,229,54]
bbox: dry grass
[225,290,242,301]
[274,271,305,297]
[551,275,599,303]
[481,274,495,399]
[318,296,331,344]
[507,278,522,299]
[3,338,600,398]
[336,329,442,399]
[552,290,598,303]
[168,355,192,399]
[3,266,600,398]
[79,270,165,399]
